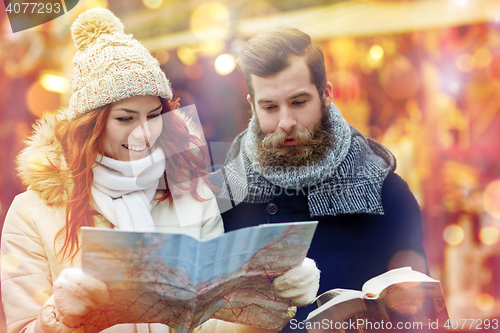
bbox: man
[214,28,428,329]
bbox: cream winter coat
[0,109,233,333]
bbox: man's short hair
[237,27,327,103]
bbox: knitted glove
[273,258,320,306]
[53,267,110,328]
[27,295,83,333]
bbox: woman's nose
[129,121,151,144]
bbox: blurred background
[1,0,500,331]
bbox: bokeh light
[488,52,500,82]
[185,62,204,80]
[240,0,279,19]
[379,54,419,99]
[475,293,495,312]
[479,226,500,245]
[155,50,169,65]
[330,71,361,102]
[142,0,163,10]
[456,53,475,72]
[199,40,225,57]
[483,179,500,218]
[328,38,358,69]
[443,224,465,245]
[39,72,70,94]
[177,46,197,66]
[86,0,108,8]
[26,82,61,117]
[231,39,245,56]
[370,45,384,61]
[190,2,230,38]
[1,253,21,273]
[215,54,236,76]
[454,0,470,7]
[474,48,492,67]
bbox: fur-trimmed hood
[16,108,204,208]
[16,108,73,207]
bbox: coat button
[266,202,278,215]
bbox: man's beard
[253,104,334,168]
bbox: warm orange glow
[240,0,280,19]
[26,82,61,117]
[185,62,204,80]
[177,46,197,66]
[474,48,492,67]
[200,40,225,57]
[380,55,419,100]
[142,0,163,10]
[86,0,108,8]
[155,50,169,65]
[475,293,495,312]
[190,2,229,37]
[215,54,236,75]
[483,179,500,218]
[40,72,69,94]
[328,38,358,69]
[370,45,384,61]
[479,226,499,245]
[456,53,475,72]
[443,224,465,245]
[1,253,21,273]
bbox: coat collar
[16,108,73,207]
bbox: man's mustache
[259,129,316,149]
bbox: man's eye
[293,100,306,105]
[263,105,276,111]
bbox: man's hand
[273,257,320,307]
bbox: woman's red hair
[55,97,211,261]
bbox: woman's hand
[28,295,83,333]
[53,268,109,328]
[273,257,320,306]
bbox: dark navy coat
[216,171,428,331]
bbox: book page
[380,281,449,325]
[362,267,437,296]
[81,221,317,333]
[308,289,365,319]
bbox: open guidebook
[305,267,449,332]
[81,221,317,333]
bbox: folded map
[81,221,318,333]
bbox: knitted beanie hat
[69,7,172,118]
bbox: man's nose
[278,106,297,133]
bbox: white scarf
[91,148,166,231]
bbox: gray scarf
[220,103,396,217]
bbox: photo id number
[5,2,61,14]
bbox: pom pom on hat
[71,7,124,51]
[68,7,173,118]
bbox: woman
[1,7,319,333]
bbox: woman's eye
[148,113,161,119]
[117,117,132,122]
[263,105,276,111]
